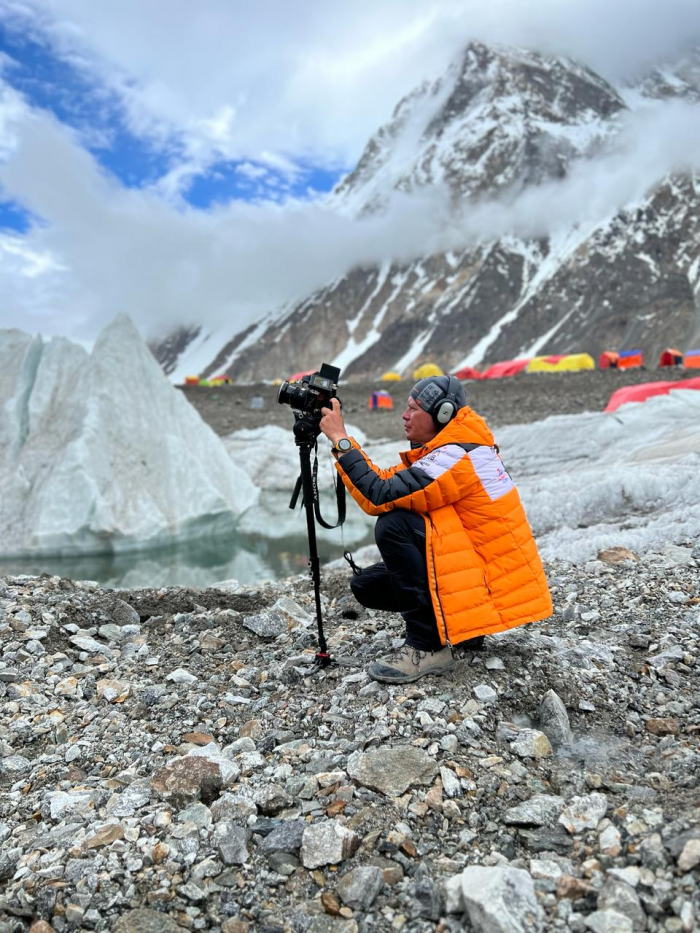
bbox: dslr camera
[277,362,341,442]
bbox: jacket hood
[401,406,495,465]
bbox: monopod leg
[297,444,331,666]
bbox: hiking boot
[368,643,456,684]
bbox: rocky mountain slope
[152,43,700,383]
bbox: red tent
[686,350,700,370]
[658,349,683,368]
[599,351,619,369]
[453,366,482,380]
[604,377,700,413]
[480,359,532,379]
[287,369,316,382]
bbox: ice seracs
[0,313,258,558]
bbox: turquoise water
[0,524,373,590]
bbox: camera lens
[277,381,291,405]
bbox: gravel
[179,369,697,439]
[0,540,698,932]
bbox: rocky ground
[179,369,696,439]
[1,540,699,933]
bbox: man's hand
[319,397,348,445]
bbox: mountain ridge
[151,41,700,383]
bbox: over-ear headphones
[433,375,460,424]
[412,375,464,426]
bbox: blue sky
[0,19,347,234]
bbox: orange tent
[368,390,394,410]
[599,351,619,369]
[617,349,644,370]
[184,376,200,385]
[604,377,700,412]
[480,359,531,379]
[288,369,316,382]
[453,366,482,380]
[685,350,700,369]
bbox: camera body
[277,362,341,442]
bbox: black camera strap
[312,447,346,529]
[289,444,346,529]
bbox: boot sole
[368,661,456,684]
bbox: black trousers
[350,510,443,652]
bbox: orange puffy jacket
[335,406,552,646]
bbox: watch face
[337,438,352,452]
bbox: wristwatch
[332,437,353,454]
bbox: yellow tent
[526,353,595,374]
[412,363,444,380]
[381,371,402,382]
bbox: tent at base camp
[605,377,700,412]
[368,390,394,410]
[380,371,402,382]
[287,369,316,382]
[617,349,644,369]
[684,350,700,369]
[658,349,684,368]
[412,363,444,380]
[526,353,595,373]
[453,365,483,380]
[480,359,531,379]
[599,351,619,369]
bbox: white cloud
[3,0,699,176]
[2,90,700,346]
[1,1,700,344]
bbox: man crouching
[319,375,552,684]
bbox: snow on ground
[498,386,700,564]
[0,315,258,558]
[227,387,700,567]
[223,422,379,547]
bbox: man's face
[402,396,439,445]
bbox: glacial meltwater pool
[0,524,375,590]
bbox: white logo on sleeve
[468,447,515,500]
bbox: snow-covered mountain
[152,42,700,382]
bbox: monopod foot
[313,651,333,670]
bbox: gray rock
[213,821,250,865]
[244,610,287,638]
[503,794,565,827]
[260,820,306,855]
[473,684,498,704]
[254,783,294,814]
[347,745,438,796]
[300,821,360,869]
[584,910,633,933]
[511,730,553,759]
[210,792,257,822]
[336,865,384,909]
[559,793,608,834]
[537,690,573,746]
[1,755,32,776]
[597,880,646,931]
[177,801,212,828]
[112,908,184,932]
[445,865,542,932]
[107,780,152,817]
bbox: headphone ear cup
[436,401,454,424]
